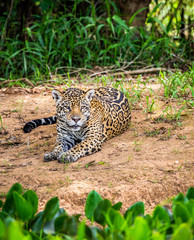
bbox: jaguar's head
[52,88,95,132]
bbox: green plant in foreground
[0,183,194,240]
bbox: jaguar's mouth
[70,124,81,131]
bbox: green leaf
[152,231,165,240]
[108,43,122,50]
[13,192,33,221]
[7,221,31,240]
[42,197,59,222]
[173,192,186,204]
[23,190,38,216]
[43,208,66,235]
[153,206,170,224]
[124,201,145,219]
[147,17,168,35]
[0,219,5,238]
[54,214,79,236]
[77,221,86,240]
[173,202,190,223]
[186,187,194,200]
[127,217,151,240]
[85,190,103,221]
[144,214,152,227]
[128,7,148,26]
[185,200,194,217]
[2,183,22,215]
[54,215,68,233]
[112,15,128,29]
[0,200,3,208]
[112,202,122,211]
[31,211,44,234]
[106,208,125,230]
[94,199,112,226]
[172,223,192,240]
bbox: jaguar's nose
[72,116,81,123]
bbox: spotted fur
[23,87,131,163]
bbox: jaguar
[23,87,131,163]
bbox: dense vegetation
[0,0,193,83]
[0,183,193,239]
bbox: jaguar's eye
[81,106,87,111]
[64,106,71,112]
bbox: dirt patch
[0,82,193,215]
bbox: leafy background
[0,0,193,82]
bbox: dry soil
[0,81,193,216]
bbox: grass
[0,0,193,82]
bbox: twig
[0,78,35,87]
[90,67,180,78]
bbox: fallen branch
[89,67,180,78]
[0,78,35,87]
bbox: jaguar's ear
[52,90,63,105]
[85,89,95,102]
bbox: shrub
[0,183,193,239]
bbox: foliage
[0,183,194,239]
[0,0,193,82]
[158,69,194,99]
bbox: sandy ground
[0,81,193,216]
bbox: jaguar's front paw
[57,152,78,163]
[44,152,57,162]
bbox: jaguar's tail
[23,115,57,133]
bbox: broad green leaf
[173,192,186,204]
[23,190,38,216]
[85,190,103,221]
[54,215,68,233]
[28,232,40,240]
[186,187,194,200]
[0,212,10,222]
[172,223,192,240]
[55,214,78,236]
[77,221,86,240]
[13,192,33,221]
[31,212,44,234]
[144,214,152,227]
[43,208,66,235]
[124,201,145,219]
[2,183,22,215]
[0,200,3,208]
[127,217,151,240]
[43,197,59,222]
[153,206,170,224]
[94,199,112,226]
[185,200,194,219]
[173,202,190,223]
[0,219,5,238]
[112,202,122,211]
[106,208,125,230]
[152,231,165,240]
[7,221,31,240]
